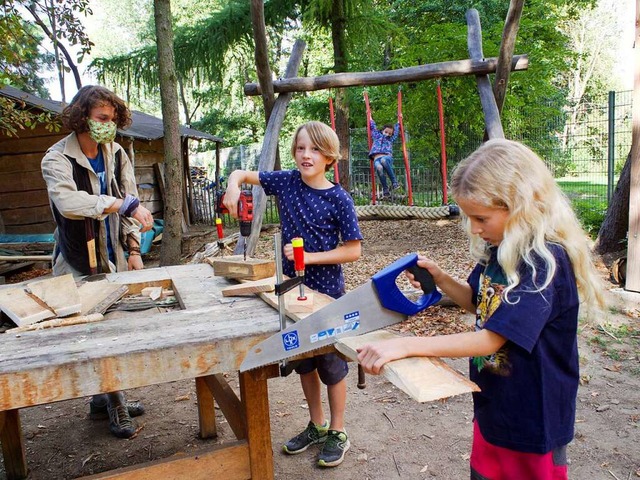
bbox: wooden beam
[202,374,247,440]
[195,376,217,439]
[0,409,28,480]
[250,0,275,120]
[493,0,524,113]
[236,39,306,258]
[626,0,640,292]
[83,442,250,480]
[466,8,505,139]
[244,54,528,96]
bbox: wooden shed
[0,85,223,235]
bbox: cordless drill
[218,190,254,260]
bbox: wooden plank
[221,276,275,297]
[0,287,55,327]
[0,409,28,480]
[202,374,246,440]
[0,190,50,209]
[0,153,44,174]
[0,171,47,193]
[208,255,275,281]
[244,54,529,96]
[239,368,274,480]
[3,222,56,235]
[78,281,129,315]
[27,273,81,317]
[195,376,217,439]
[0,205,53,226]
[84,442,250,480]
[255,285,334,322]
[336,331,480,403]
[492,0,524,113]
[12,313,104,333]
[0,134,65,154]
[0,255,52,262]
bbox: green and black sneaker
[282,420,329,454]
[317,430,350,467]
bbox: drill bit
[243,242,247,261]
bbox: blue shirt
[368,119,399,158]
[259,170,363,297]
[467,243,580,454]
[87,149,115,264]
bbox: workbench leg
[239,368,274,480]
[195,377,217,439]
[0,410,28,480]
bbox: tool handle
[407,265,436,295]
[292,237,305,272]
[215,218,224,239]
[371,253,441,315]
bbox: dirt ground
[1,218,639,480]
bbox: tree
[154,0,184,266]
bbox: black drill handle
[407,265,436,295]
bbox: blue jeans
[373,155,398,193]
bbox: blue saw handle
[371,253,442,315]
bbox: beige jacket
[42,132,140,276]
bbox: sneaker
[107,403,138,439]
[282,420,329,454]
[318,430,350,467]
[392,183,400,191]
[90,400,145,420]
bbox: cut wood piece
[77,281,129,315]
[0,287,55,327]
[221,277,276,297]
[255,284,333,322]
[336,331,480,403]
[27,274,81,317]
[141,286,163,300]
[285,291,315,313]
[12,313,104,333]
[209,255,275,280]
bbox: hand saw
[240,253,442,372]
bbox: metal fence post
[607,90,616,204]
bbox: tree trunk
[595,151,631,255]
[332,0,350,190]
[154,0,184,266]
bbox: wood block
[256,284,334,322]
[284,291,315,313]
[336,331,480,403]
[78,281,129,315]
[0,287,55,327]
[221,277,276,297]
[141,286,163,300]
[27,274,81,317]
[209,255,275,280]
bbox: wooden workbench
[0,263,283,480]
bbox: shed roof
[0,85,223,143]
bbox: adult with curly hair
[41,85,154,438]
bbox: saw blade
[240,280,405,372]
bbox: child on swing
[368,117,400,198]
[357,139,604,480]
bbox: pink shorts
[470,421,568,480]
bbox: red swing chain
[328,96,340,184]
[436,80,448,204]
[397,88,414,206]
[363,90,378,204]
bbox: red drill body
[218,190,253,260]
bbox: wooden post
[466,9,505,139]
[493,0,524,113]
[250,0,275,121]
[195,376,218,439]
[0,409,28,480]
[244,54,529,96]
[626,0,640,292]
[239,368,274,480]
[235,39,306,258]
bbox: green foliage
[0,97,61,137]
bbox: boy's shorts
[294,353,348,386]
[470,421,568,480]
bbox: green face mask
[87,119,117,144]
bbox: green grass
[557,180,609,237]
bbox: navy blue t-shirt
[467,243,580,454]
[259,170,363,297]
[87,149,115,264]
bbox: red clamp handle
[215,218,224,239]
[292,237,304,272]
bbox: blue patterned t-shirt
[259,170,363,297]
[467,243,580,454]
